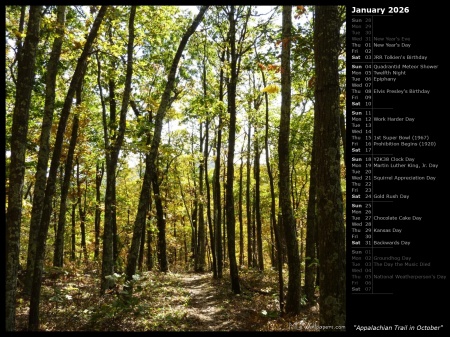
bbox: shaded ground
[179,272,245,331]
[15,264,320,331]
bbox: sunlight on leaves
[261,84,280,94]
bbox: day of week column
[349,14,374,294]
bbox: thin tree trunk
[262,80,277,268]
[213,48,225,279]
[101,6,134,292]
[279,5,301,315]
[238,147,244,266]
[191,136,198,267]
[25,5,65,296]
[124,6,209,286]
[184,230,188,265]
[102,74,117,282]
[202,39,216,275]
[254,130,264,271]
[53,112,79,267]
[252,188,257,268]
[94,161,104,260]
[173,222,177,266]
[146,194,154,271]
[152,175,168,272]
[246,125,252,267]
[196,122,206,272]
[340,111,346,169]
[213,126,222,278]
[203,46,217,272]
[305,126,318,303]
[138,215,146,271]
[23,183,33,202]
[76,97,88,262]
[71,201,76,261]
[226,5,240,294]
[53,167,67,266]
[275,210,284,313]
[205,119,216,276]
[213,128,223,278]
[222,165,226,263]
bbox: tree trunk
[314,5,346,329]
[252,189,257,268]
[94,161,104,260]
[238,147,244,266]
[101,5,135,292]
[27,7,108,330]
[124,6,209,286]
[259,62,279,273]
[138,214,146,271]
[202,35,215,272]
[279,5,301,315]
[102,75,117,283]
[205,118,216,276]
[190,134,198,268]
[196,122,206,272]
[6,7,42,330]
[226,5,240,294]
[172,222,177,266]
[213,125,223,278]
[213,49,225,279]
[25,5,65,296]
[254,130,264,271]
[147,194,154,271]
[76,124,88,261]
[71,201,76,261]
[305,123,318,304]
[340,111,347,169]
[222,167,227,264]
[53,113,79,267]
[153,175,168,272]
[246,124,252,268]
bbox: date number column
[349,14,374,294]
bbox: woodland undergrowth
[15,261,320,331]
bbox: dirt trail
[178,272,252,331]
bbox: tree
[313,5,346,329]
[238,137,245,266]
[304,121,318,303]
[213,46,225,278]
[53,87,81,267]
[257,50,284,311]
[27,7,108,330]
[100,5,135,294]
[152,169,169,271]
[252,95,264,272]
[278,5,302,315]
[199,34,217,275]
[94,161,104,260]
[246,123,252,267]
[124,6,209,288]
[25,5,66,295]
[195,120,206,272]
[6,6,42,331]
[225,5,248,294]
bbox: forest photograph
[5,5,347,331]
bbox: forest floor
[15,263,320,331]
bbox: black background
[346,2,447,334]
